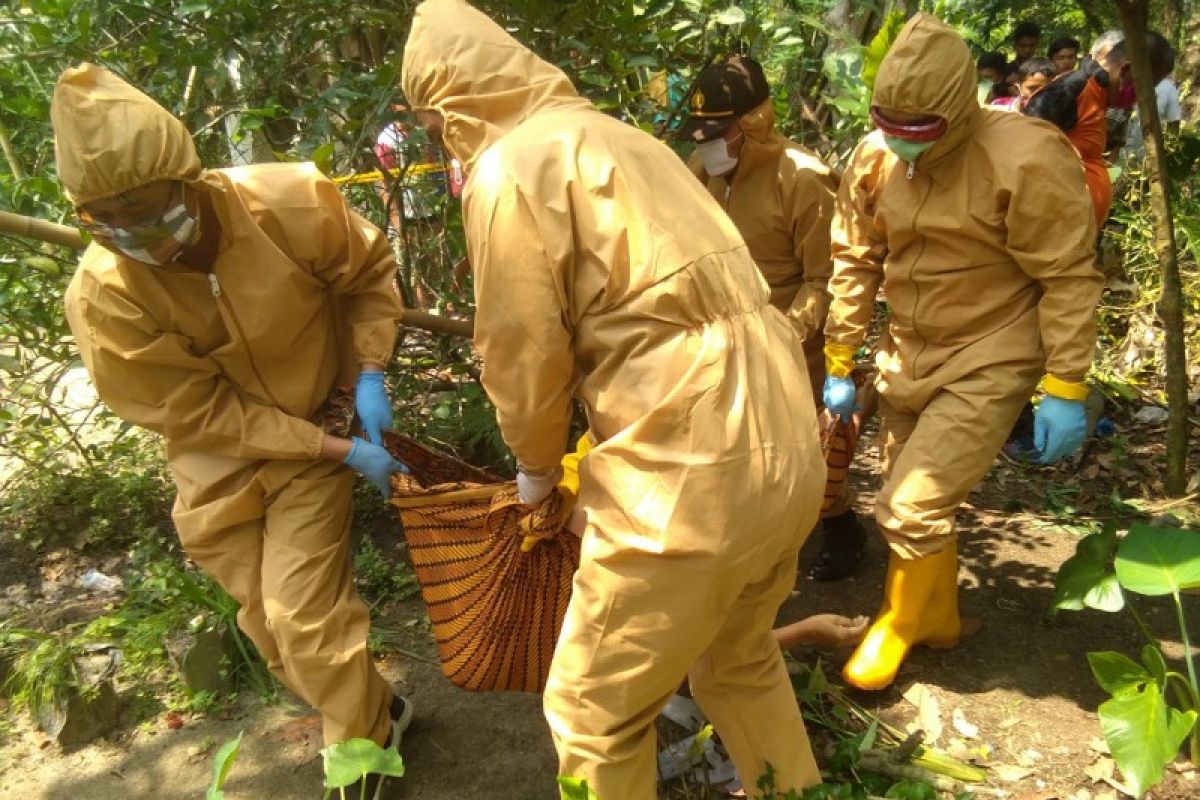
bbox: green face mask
[883,135,937,164]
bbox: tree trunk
[1177,12,1200,124]
[1116,0,1190,496]
[1160,0,1184,45]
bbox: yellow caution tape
[333,163,448,187]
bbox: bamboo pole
[0,209,85,250]
[399,309,473,339]
[0,208,475,339]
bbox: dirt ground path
[3,444,1197,799]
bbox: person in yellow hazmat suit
[53,64,412,798]
[402,1,827,797]
[822,14,1103,691]
[679,55,867,583]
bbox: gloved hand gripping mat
[319,388,580,692]
[819,369,869,514]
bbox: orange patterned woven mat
[317,387,579,692]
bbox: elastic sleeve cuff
[1042,374,1090,401]
[824,342,856,378]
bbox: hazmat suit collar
[871,13,980,173]
[51,63,202,206]
[401,0,592,172]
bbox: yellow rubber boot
[842,542,960,691]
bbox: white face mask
[696,134,741,176]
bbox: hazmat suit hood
[52,63,202,206]
[733,98,785,171]
[871,13,980,170]
[401,0,591,171]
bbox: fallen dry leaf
[994,764,1035,782]
[1100,776,1136,798]
[1088,737,1110,755]
[1085,757,1115,784]
[1014,792,1059,800]
[952,707,980,739]
[1017,748,1044,767]
[902,682,944,745]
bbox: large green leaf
[1052,528,1125,612]
[322,738,405,790]
[1115,524,1200,596]
[1088,651,1152,697]
[862,11,906,90]
[1099,684,1196,797]
[206,731,243,800]
[1141,645,1169,684]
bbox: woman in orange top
[1024,58,1112,227]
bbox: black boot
[809,511,867,582]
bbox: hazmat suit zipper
[905,173,934,379]
[207,270,287,411]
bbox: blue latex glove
[343,437,409,497]
[355,370,393,445]
[1034,395,1087,463]
[823,375,857,419]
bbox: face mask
[883,135,937,164]
[696,134,741,176]
[99,202,200,266]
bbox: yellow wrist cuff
[824,342,856,379]
[1042,375,1089,402]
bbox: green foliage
[0,627,86,717]
[557,777,599,800]
[883,782,936,800]
[1052,524,1126,612]
[1114,523,1200,596]
[0,435,172,551]
[322,737,405,793]
[749,661,985,800]
[1098,679,1196,797]
[1054,524,1200,796]
[206,731,244,800]
[354,537,418,608]
[862,11,905,90]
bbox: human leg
[260,459,393,746]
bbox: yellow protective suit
[54,64,403,745]
[824,14,1102,690]
[403,2,826,797]
[688,101,855,517]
